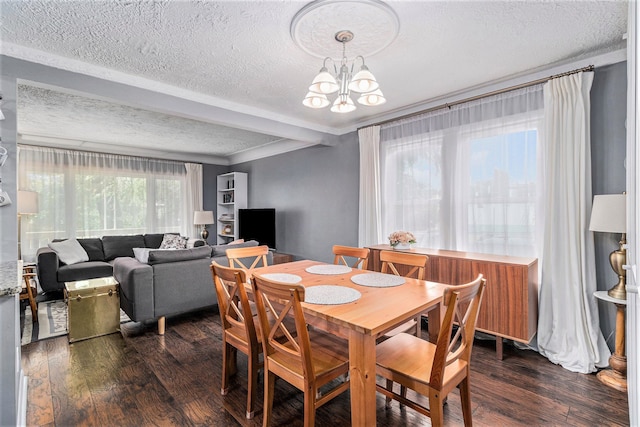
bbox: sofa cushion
[102,235,145,261]
[133,247,178,264]
[78,238,105,261]
[143,233,166,249]
[159,234,188,249]
[57,261,113,283]
[148,246,211,265]
[48,239,89,265]
[211,240,259,257]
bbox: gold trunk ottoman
[64,276,120,343]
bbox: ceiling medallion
[292,0,398,113]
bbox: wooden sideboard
[272,252,294,265]
[367,244,538,359]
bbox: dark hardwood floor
[21,308,630,426]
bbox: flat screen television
[238,208,276,250]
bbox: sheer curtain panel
[18,146,189,261]
[185,162,203,238]
[378,85,544,257]
[358,125,383,247]
[537,72,610,373]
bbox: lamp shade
[18,190,38,214]
[589,194,626,233]
[330,96,356,113]
[308,68,339,94]
[357,89,386,106]
[348,66,379,93]
[193,210,214,225]
[303,92,330,108]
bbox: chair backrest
[332,245,370,269]
[430,274,486,389]
[379,250,428,280]
[226,245,270,271]
[210,261,257,347]
[250,273,314,379]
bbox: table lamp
[193,210,214,240]
[589,194,626,299]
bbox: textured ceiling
[0,0,629,164]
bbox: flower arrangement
[388,230,417,248]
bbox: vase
[393,243,412,250]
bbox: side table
[64,276,121,343]
[594,290,627,392]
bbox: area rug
[21,300,132,345]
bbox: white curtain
[537,72,610,373]
[358,126,383,247]
[377,85,544,257]
[18,145,188,261]
[185,162,203,238]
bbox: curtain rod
[364,64,594,129]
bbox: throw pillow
[133,247,152,264]
[228,239,245,245]
[159,234,187,249]
[48,239,90,265]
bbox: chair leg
[263,371,276,427]
[29,297,38,322]
[246,352,259,419]
[459,377,473,427]
[429,390,445,427]
[385,379,394,408]
[24,275,38,323]
[304,386,316,427]
[221,342,231,395]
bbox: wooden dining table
[252,259,447,427]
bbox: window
[379,86,543,257]
[18,146,188,260]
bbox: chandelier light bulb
[358,89,386,106]
[308,67,339,94]
[348,65,379,93]
[303,92,330,108]
[330,96,356,113]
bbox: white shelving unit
[216,172,247,244]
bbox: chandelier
[303,30,386,113]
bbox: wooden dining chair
[226,245,270,272]
[375,274,486,427]
[332,245,370,269]
[379,250,429,337]
[21,264,38,322]
[251,273,350,427]
[210,262,262,419]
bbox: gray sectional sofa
[36,235,270,334]
[35,233,204,293]
[113,238,271,334]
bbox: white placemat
[305,264,352,275]
[350,273,406,287]
[304,285,361,305]
[260,273,302,283]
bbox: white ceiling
[0,0,629,164]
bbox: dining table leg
[348,331,377,427]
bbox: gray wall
[591,61,627,349]
[0,77,19,262]
[203,134,360,263]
